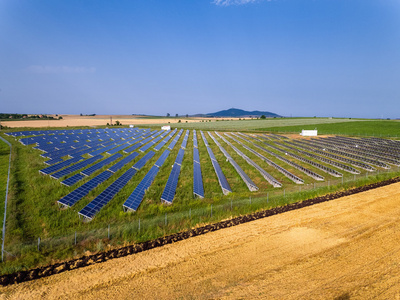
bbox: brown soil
[1,115,242,128]
[2,180,400,299]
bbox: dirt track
[2,182,400,299]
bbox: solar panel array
[192,130,204,198]
[78,168,137,220]
[57,170,113,208]
[81,153,123,176]
[108,152,139,173]
[154,129,177,151]
[228,133,304,184]
[61,173,85,187]
[208,132,258,192]
[219,133,282,188]
[201,131,232,195]
[132,151,155,170]
[39,156,83,175]
[160,130,189,203]
[50,155,103,179]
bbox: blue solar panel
[139,142,155,152]
[175,148,185,166]
[51,155,103,179]
[61,173,85,187]
[207,147,217,162]
[106,142,132,154]
[40,156,83,175]
[81,153,122,176]
[193,147,200,164]
[155,149,170,168]
[108,152,139,173]
[123,140,144,153]
[167,139,178,150]
[122,166,159,211]
[193,162,204,198]
[88,144,117,157]
[211,160,232,194]
[78,168,137,220]
[57,170,113,207]
[44,157,64,165]
[161,164,181,204]
[132,151,155,170]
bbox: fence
[0,136,12,262]
[2,165,400,263]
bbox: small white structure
[300,129,318,136]
[161,125,171,131]
[129,124,134,128]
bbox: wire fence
[0,136,12,262]
[3,165,399,263]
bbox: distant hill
[193,108,281,118]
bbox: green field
[0,139,10,237]
[0,118,400,274]
[145,117,364,132]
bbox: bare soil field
[1,115,238,128]
[1,182,400,299]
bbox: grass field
[0,117,400,274]
[143,117,364,131]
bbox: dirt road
[2,182,400,299]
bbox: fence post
[38,237,40,251]
[267,192,269,203]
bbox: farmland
[0,117,399,276]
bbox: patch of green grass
[263,120,400,137]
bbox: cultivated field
[1,181,400,299]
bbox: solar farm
[6,127,400,220]
[1,123,400,274]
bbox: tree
[175,114,178,117]
[260,115,266,119]
[167,113,170,117]
[186,114,189,118]
[115,120,121,126]
[58,116,63,120]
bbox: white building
[300,129,318,136]
[161,125,171,131]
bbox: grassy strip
[261,120,400,137]
[0,139,10,237]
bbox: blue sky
[1,0,399,118]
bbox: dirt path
[2,182,400,299]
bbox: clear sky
[1,0,399,118]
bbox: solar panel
[211,160,232,195]
[61,173,85,187]
[88,144,118,157]
[132,151,155,170]
[39,156,83,175]
[175,148,185,166]
[161,164,181,204]
[106,142,132,154]
[81,153,122,176]
[57,170,113,207]
[122,166,159,211]
[108,152,139,173]
[207,147,217,162]
[193,161,204,198]
[78,168,137,220]
[193,147,200,164]
[44,157,64,165]
[123,141,143,154]
[155,149,170,168]
[50,155,103,179]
